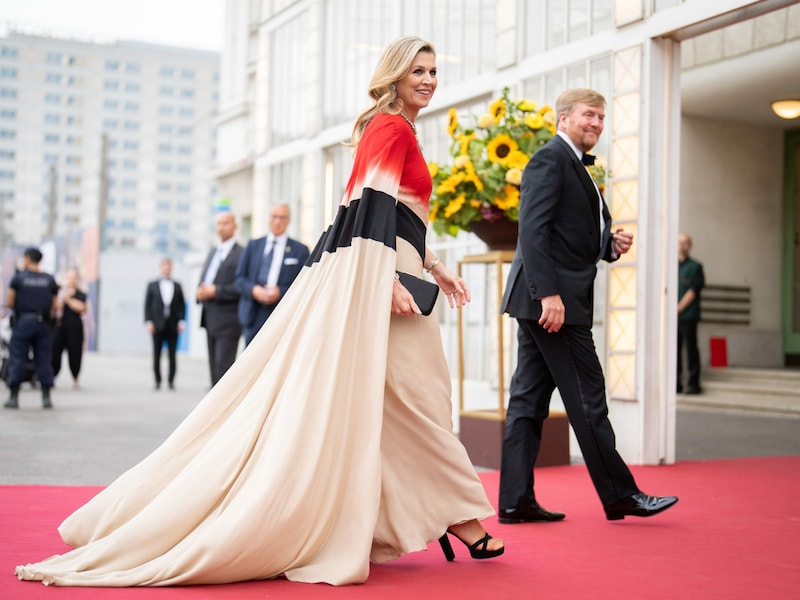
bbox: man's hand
[539,294,565,333]
[196,283,216,301]
[252,285,280,305]
[612,229,633,255]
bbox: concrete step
[678,367,800,415]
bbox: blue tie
[257,239,275,285]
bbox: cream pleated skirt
[15,201,493,587]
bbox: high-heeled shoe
[438,529,505,561]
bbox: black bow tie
[581,153,596,166]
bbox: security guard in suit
[4,247,59,409]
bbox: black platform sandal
[438,529,505,561]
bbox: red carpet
[2,456,798,599]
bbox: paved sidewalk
[0,352,210,485]
[1,353,798,486]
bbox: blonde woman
[15,37,502,588]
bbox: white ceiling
[681,37,800,129]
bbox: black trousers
[8,316,54,389]
[677,319,700,390]
[151,328,178,385]
[499,318,639,509]
[206,331,239,386]
[52,321,84,379]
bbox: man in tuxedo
[196,212,243,386]
[498,88,678,522]
[144,258,186,390]
[235,203,310,345]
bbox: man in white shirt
[234,204,310,345]
[144,258,186,390]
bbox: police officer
[3,247,58,409]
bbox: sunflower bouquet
[428,87,556,237]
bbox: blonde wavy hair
[350,36,436,147]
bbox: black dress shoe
[498,502,565,523]
[684,386,701,395]
[605,492,678,520]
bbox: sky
[0,0,225,52]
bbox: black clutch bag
[397,272,439,316]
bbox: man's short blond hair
[555,88,606,117]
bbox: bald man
[678,233,705,394]
[196,212,244,386]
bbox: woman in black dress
[52,267,87,388]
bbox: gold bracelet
[424,257,440,273]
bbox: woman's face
[395,51,437,119]
[66,269,79,287]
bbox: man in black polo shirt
[4,247,58,409]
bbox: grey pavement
[1,352,799,486]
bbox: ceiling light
[771,100,800,120]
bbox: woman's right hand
[391,276,422,316]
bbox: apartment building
[0,26,219,254]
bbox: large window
[523,0,613,57]
[269,13,310,146]
[321,0,496,130]
[522,54,613,161]
[407,0,495,87]
[322,1,401,129]
[269,156,303,215]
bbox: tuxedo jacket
[502,134,616,327]
[234,236,310,328]
[144,279,186,333]
[199,243,243,337]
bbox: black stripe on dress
[307,188,397,266]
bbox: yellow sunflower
[444,194,466,218]
[427,162,439,178]
[505,150,529,170]
[457,130,476,155]
[494,184,520,211]
[436,172,464,195]
[489,97,506,124]
[525,113,545,130]
[517,99,537,112]
[447,108,458,136]
[486,133,519,165]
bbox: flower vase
[468,216,519,251]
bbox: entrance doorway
[782,129,800,364]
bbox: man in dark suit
[235,203,310,345]
[498,88,678,523]
[144,258,186,390]
[196,212,243,386]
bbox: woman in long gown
[15,36,504,588]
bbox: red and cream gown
[15,113,494,587]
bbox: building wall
[221,0,800,462]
